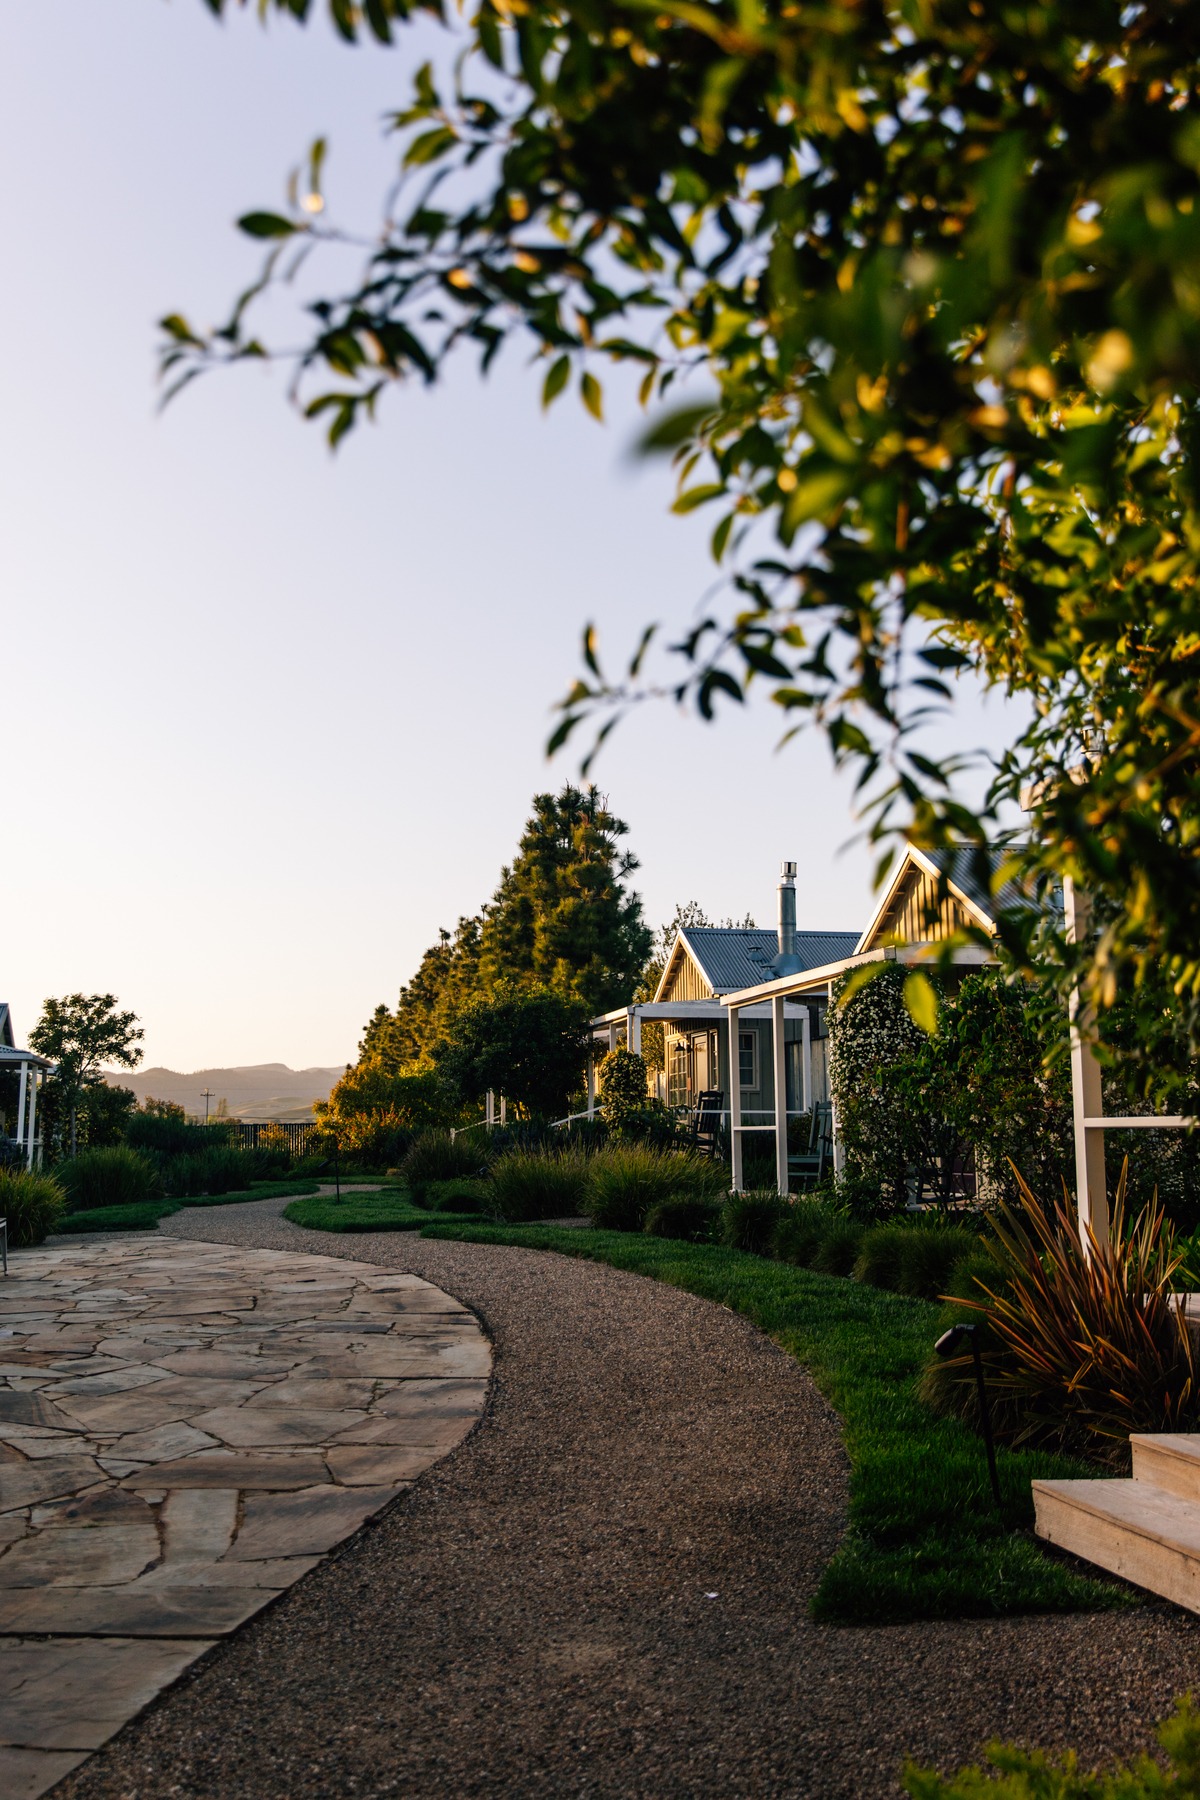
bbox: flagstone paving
[0,1237,490,1800]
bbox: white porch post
[499,1096,507,1127]
[486,1090,495,1130]
[26,1068,38,1169]
[772,995,788,1197]
[586,1041,596,1119]
[607,1021,618,1055]
[628,1008,642,1055]
[829,980,845,1175]
[800,1006,812,1112]
[1064,877,1109,1248]
[15,1063,28,1166]
[727,1004,743,1192]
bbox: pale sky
[2,2,1016,1071]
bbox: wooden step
[1131,1434,1200,1502]
[1033,1476,1200,1611]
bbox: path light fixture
[935,1322,1002,1510]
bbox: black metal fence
[229,1121,318,1154]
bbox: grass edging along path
[417,1218,1130,1627]
[58,1178,324,1234]
[283,1191,487,1233]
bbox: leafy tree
[437,984,590,1119]
[315,1061,460,1132]
[176,0,1200,1077]
[29,994,143,1158]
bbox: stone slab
[0,1635,212,1747]
[0,1584,273,1637]
[0,1745,89,1800]
[225,1483,406,1559]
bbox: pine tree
[478,786,650,1015]
[358,786,650,1074]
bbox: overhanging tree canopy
[181,0,1200,1072]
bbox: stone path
[0,1236,490,1800]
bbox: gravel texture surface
[51,1196,1200,1799]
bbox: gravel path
[52,1196,1200,1799]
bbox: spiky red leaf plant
[930,1162,1196,1466]
[928,1159,1194,1468]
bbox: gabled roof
[855,842,1031,954]
[656,927,861,1000]
[0,1005,12,1049]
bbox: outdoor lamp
[935,1323,1002,1510]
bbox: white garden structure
[0,1005,55,1168]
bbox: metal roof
[0,1044,55,1068]
[922,845,1033,925]
[680,928,861,995]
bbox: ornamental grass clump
[854,1221,980,1301]
[0,1168,66,1245]
[585,1144,723,1232]
[399,1130,489,1199]
[922,1161,1196,1460]
[721,1190,790,1255]
[769,1200,842,1267]
[163,1146,249,1199]
[488,1146,590,1222]
[59,1147,158,1211]
[643,1195,720,1242]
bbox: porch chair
[788,1102,832,1191]
[690,1091,725,1160]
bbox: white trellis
[1064,878,1192,1250]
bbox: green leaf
[237,212,299,239]
[672,483,724,514]
[542,354,571,409]
[903,970,939,1034]
[639,405,713,453]
[581,371,604,421]
[404,126,458,169]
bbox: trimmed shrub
[59,1147,158,1211]
[585,1145,724,1232]
[644,1196,720,1243]
[721,1190,789,1255]
[597,1046,652,1136]
[489,1147,590,1222]
[0,1169,67,1245]
[769,1201,842,1268]
[399,1132,489,1198]
[811,1219,865,1276]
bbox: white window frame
[738,1028,758,1091]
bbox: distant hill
[101,1062,347,1123]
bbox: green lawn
[283,1190,485,1233]
[416,1219,1130,1626]
[58,1178,323,1234]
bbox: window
[667,1037,690,1109]
[739,1030,758,1090]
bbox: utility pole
[200,1088,214,1124]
